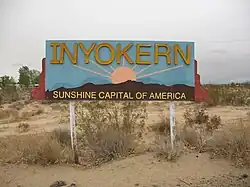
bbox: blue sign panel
[45,40,195,100]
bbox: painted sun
[111,66,136,84]
[73,57,183,84]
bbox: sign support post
[169,102,175,149]
[69,101,79,164]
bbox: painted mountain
[50,77,110,91]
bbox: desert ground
[0,97,250,187]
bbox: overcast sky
[0,0,249,83]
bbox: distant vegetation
[204,83,250,106]
[0,66,40,104]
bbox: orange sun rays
[74,58,184,84]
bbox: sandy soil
[1,153,249,187]
[0,101,250,187]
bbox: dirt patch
[190,173,250,187]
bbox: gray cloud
[210,49,228,55]
[0,0,250,83]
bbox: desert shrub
[206,121,250,168]
[206,115,221,132]
[184,106,221,129]
[151,111,183,162]
[181,126,199,148]
[17,122,30,133]
[182,106,221,150]
[0,133,73,165]
[19,106,44,120]
[154,134,182,162]
[0,108,19,120]
[0,104,44,122]
[9,100,25,110]
[59,103,69,123]
[41,100,63,105]
[0,86,20,103]
[35,107,44,115]
[41,100,53,104]
[192,173,250,187]
[205,84,250,106]
[24,99,32,105]
[0,108,13,119]
[184,106,209,126]
[50,103,62,110]
[52,128,71,146]
[82,126,136,165]
[0,124,9,132]
[0,95,2,105]
[76,101,147,137]
[151,114,170,135]
[151,101,167,108]
[75,101,147,166]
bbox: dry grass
[0,108,18,119]
[16,122,30,133]
[79,127,137,166]
[0,103,44,122]
[19,107,44,119]
[0,124,9,132]
[0,132,73,165]
[50,103,62,110]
